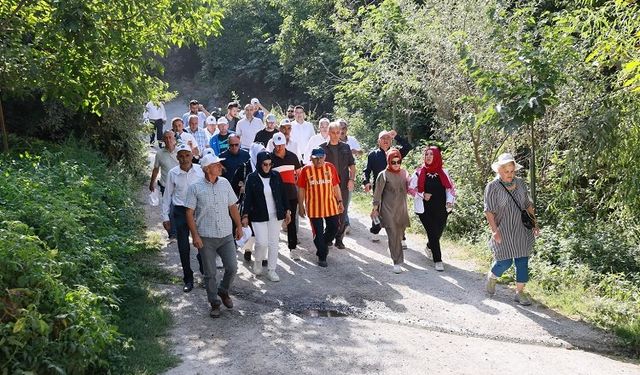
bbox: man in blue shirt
[219,134,250,186]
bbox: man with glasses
[286,105,295,120]
[298,148,344,267]
[320,122,356,249]
[219,134,250,183]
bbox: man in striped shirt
[297,148,344,267]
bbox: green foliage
[0,142,174,373]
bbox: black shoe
[335,241,346,250]
[217,291,233,308]
[318,260,328,268]
[262,259,268,267]
[183,282,194,293]
[210,303,221,318]
[244,251,252,262]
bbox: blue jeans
[200,235,238,306]
[491,256,529,283]
[310,215,339,261]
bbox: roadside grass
[350,190,640,357]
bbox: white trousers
[252,215,283,271]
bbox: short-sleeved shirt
[321,141,355,191]
[297,162,340,218]
[185,177,237,238]
[254,128,278,147]
[187,128,208,151]
[153,148,178,186]
[236,117,264,149]
[272,150,302,200]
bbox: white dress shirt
[290,120,315,160]
[144,101,166,121]
[236,117,265,149]
[162,164,204,221]
[303,133,328,165]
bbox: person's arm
[186,207,203,249]
[149,167,160,192]
[297,187,306,217]
[198,104,210,117]
[333,184,344,213]
[161,171,174,224]
[363,152,374,192]
[371,171,386,218]
[160,103,167,122]
[394,132,414,157]
[229,204,243,240]
[347,164,356,192]
[484,211,501,244]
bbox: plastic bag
[148,189,160,206]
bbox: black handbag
[500,182,537,230]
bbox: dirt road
[146,100,638,374]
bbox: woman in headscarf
[371,148,411,274]
[484,153,539,305]
[408,146,456,272]
[242,151,291,281]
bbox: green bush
[0,143,148,373]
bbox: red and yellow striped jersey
[297,162,340,218]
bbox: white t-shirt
[144,101,166,121]
[304,133,328,165]
[345,136,361,152]
[290,120,315,160]
[236,117,265,149]
[260,176,277,217]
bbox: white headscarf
[249,142,266,171]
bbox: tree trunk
[0,95,8,153]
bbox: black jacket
[242,170,290,222]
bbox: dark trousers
[417,211,448,263]
[149,119,164,144]
[159,183,177,238]
[334,186,348,243]
[286,199,298,249]
[173,206,203,283]
[309,215,340,261]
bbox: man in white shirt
[150,130,179,239]
[162,143,205,293]
[204,115,219,145]
[304,118,330,165]
[338,118,363,156]
[171,117,200,158]
[144,100,167,145]
[181,99,210,129]
[236,103,264,150]
[290,105,315,161]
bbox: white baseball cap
[200,153,225,167]
[176,143,192,153]
[250,97,260,105]
[272,132,286,146]
[217,116,229,125]
[205,116,217,125]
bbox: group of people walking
[148,97,540,318]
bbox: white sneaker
[401,240,408,249]
[393,264,402,274]
[290,248,301,261]
[435,262,445,272]
[371,233,380,242]
[216,255,223,268]
[267,270,280,282]
[344,225,351,235]
[253,261,264,276]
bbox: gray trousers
[201,235,238,305]
[385,225,405,265]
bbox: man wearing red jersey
[297,148,344,267]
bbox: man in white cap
[162,143,204,293]
[250,97,266,121]
[254,113,278,146]
[171,117,199,158]
[209,116,235,155]
[204,115,219,145]
[236,103,264,150]
[185,153,243,318]
[362,129,413,241]
[270,132,303,259]
[267,119,300,161]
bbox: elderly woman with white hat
[484,153,540,305]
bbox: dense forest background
[1,0,639,372]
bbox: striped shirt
[187,127,208,151]
[297,162,340,218]
[484,177,535,261]
[184,177,238,238]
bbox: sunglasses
[287,110,294,113]
[262,162,272,167]
[390,160,402,165]
[229,143,240,147]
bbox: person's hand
[337,201,344,214]
[388,130,397,138]
[192,234,203,249]
[446,202,453,212]
[364,183,371,193]
[162,221,171,232]
[347,179,355,192]
[424,193,432,201]
[149,182,155,192]
[284,211,291,226]
[371,208,379,219]
[492,230,502,244]
[298,205,306,218]
[241,216,249,227]
[235,226,243,240]
[533,227,541,237]
[198,104,205,111]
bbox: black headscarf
[256,151,273,178]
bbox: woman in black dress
[409,146,456,271]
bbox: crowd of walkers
[146,98,540,318]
